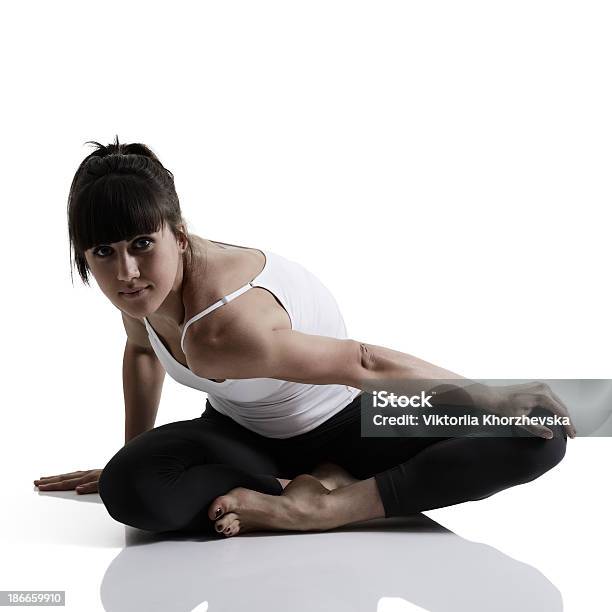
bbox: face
[84,222,187,318]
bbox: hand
[33,469,103,494]
[486,381,577,439]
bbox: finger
[75,481,98,494]
[36,477,84,491]
[547,388,577,438]
[38,471,85,479]
[34,476,70,485]
[536,394,575,438]
[520,424,554,439]
[34,471,85,484]
[34,476,67,485]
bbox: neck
[150,254,188,329]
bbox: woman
[34,138,575,538]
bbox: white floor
[5,438,609,612]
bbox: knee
[98,447,182,532]
[97,452,150,529]
[513,431,567,483]
[97,454,129,518]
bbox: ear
[175,223,189,252]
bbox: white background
[1,1,610,611]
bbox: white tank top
[143,248,362,438]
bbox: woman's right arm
[122,314,166,445]
[33,315,166,494]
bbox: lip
[120,286,150,298]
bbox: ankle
[282,487,333,530]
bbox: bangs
[72,174,166,252]
[67,138,188,286]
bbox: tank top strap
[180,281,254,352]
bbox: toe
[215,512,238,533]
[223,520,240,537]
[208,496,232,520]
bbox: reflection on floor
[97,514,561,612]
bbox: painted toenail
[214,507,222,518]
[216,524,223,532]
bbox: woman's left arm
[187,326,576,437]
[260,332,494,408]
[188,326,365,387]
[187,322,479,396]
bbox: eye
[133,237,153,249]
[92,245,112,258]
[91,237,153,258]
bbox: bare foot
[208,474,334,537]
[309,462,359,491]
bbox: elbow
[359,342,375,372]
[349,342,375,390]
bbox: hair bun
[84,155,110,177]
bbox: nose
[116,252,140,282]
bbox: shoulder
[183,302,280,379]
[182,241,289,346]
[182,284,290,378]
[184,291,283,356]
[185,311,362,385]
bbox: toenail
[214,507,222,518]
[216,524,223,532]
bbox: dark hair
[67,135,196,286]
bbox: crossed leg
[210,405,568,537]
[98,400,567,537]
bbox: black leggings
[98,394,567,534]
